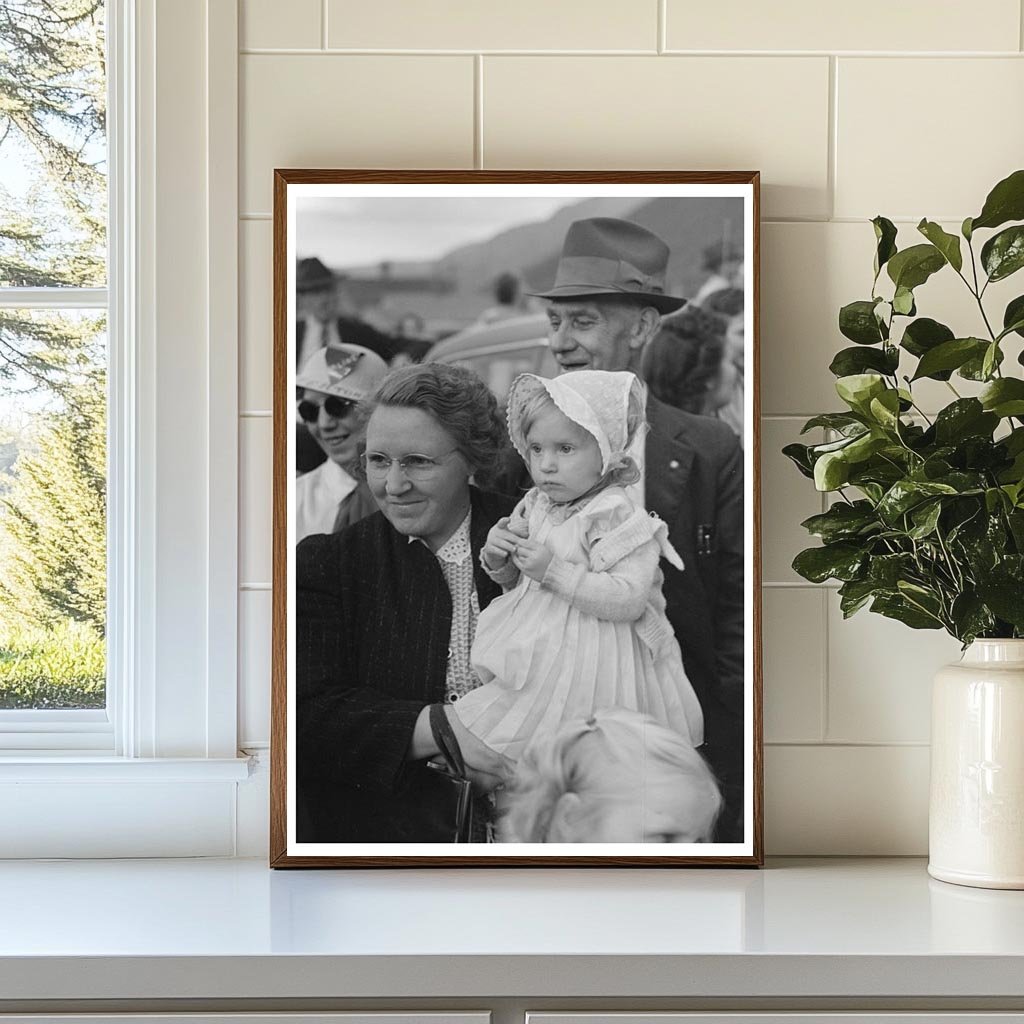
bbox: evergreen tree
[0,366,105,633]
[0,0,106,397]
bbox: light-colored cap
[295,343,388,401]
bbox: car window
[452,350,542,403]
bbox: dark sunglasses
[297,396,359,423]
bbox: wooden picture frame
[271,170,762,867]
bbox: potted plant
[785,168,1024,889]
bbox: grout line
[827,56,838,221]
[239,47,660,56]
[240,583,272,591]
[240,410,272,418]
[237,47,1024,57]
[321,0,328,50]
[762,581,839,589]
[820,587,830,742]
[240,213,271,221]
[657,0,666,54]
[765,740,931,748]
[474,55,484,169]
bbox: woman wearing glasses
[296,362,517,843]
[294,344,389,542]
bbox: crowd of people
[294,217,745,845]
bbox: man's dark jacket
[644,396,745,839]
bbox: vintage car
[426,312,556,402]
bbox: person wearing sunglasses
[296,362,517,843]
[294,343,388,543]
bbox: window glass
[0,1,107,288]
[0,1,107,712]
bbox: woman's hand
[443,705,516,794]
[512,537,553,582]
[482,516,522,570]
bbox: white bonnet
[506,370,648,474]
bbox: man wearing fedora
[532,217,746,842]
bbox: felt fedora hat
[529,217,686,315]
[296,256,336,294]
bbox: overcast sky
[295,197,579,268]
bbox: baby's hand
[482,517,521,570]
[512,537,553,582]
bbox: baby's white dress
[455,486,705,761]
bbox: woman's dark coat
[296,487,514,842]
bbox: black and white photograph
[271,171,762,867]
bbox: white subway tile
[762,588,825,743]
[761,418,824,584]
[239,589,272,747]
[240,416,273,587]
[827,599,962,743]
[666,0,1020,53]
[765,744,929,854]
[240,220,273,412]
[328,0,657,51]
[241,0,321,50]
[240,55,474,213]
[483,56,830,220]
[836,58,1024,221]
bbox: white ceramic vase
[929,639,1024,889]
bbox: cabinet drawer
[0,1015,490,1024]
[528,1016,1024,1024]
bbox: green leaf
[800,501,879,543]
[792,542,865,584]
[829,345,899,378]
[838,578,878,618]
[908,500,943,540]
[917,219,963,272]
[911,338,987,381]
[971,168,1024,232]
[871,594,944,630]
[868,389,902,431]
[839,300,887,345]
[900,317,955,358]
[960,344,1004,381]
[782,442,815,479]
[962,216,974,241]
[950,593,995,644]
[933,399,999,445]
[835,373,886,413]
[872,216,898,277]
[868,552,915,587]
[814,450,851,491]
[877,479,958,524]
[979,378,1024,418]
[800,413,865,435]
[981,225,1024,283]
[1002,295,1024,340]
[976,580,1024,629]
[892,286,916,316]
[887,243,946,291]
[982,341,1000,381]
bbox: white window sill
[0,755,252,782]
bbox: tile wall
[236,0,1024,854]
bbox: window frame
[0,0,247,856]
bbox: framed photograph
[270,170,762,867]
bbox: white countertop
[1,857,1023,1002]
